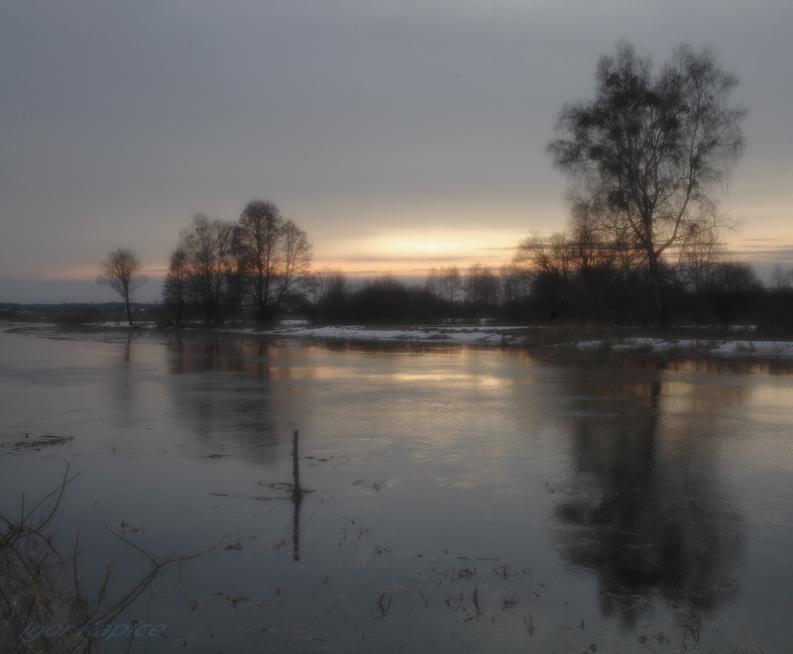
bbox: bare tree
[316,270,349,302]
[234,200,282,317]
[424,267,440,297]
[438,266,462,303]
[548,41,746,322]
[569,195,643,273]
[234,200,313,320]
[274,219,312,309]
[770,264,792,291]
[314,270,350,321]
[708,261,762,326]
[180,215,236,325]
[426,266,463,303]
[98,248,145,325]
[514,233,576,280]
[500,263,532,304]
[465,264,500,312]
[162,246,190,326]
[678,227,725,293]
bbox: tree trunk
[647,251,669,328]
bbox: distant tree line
[93,43,791,332]
[507,225,769,327]
[307,252,793,331]
[96,198,792,331]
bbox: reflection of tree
[109,331,136,423]
[554,379,744,628]
[123,330,132,365]
[165,337,283,462]
[165,336,310,561]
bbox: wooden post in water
[292,429,302,498]
[291,429,303,561]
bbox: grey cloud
[1,0,791,300]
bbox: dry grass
[0,466,216,653]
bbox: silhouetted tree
[162,247,190,326]
[424,267,440,298]
[179,215,236,325]
[465,264,500,315]
[234,200,281,317]
[548,42,746,323]
[513,221,655,324]
[762,271,793,333]
[438,266,463,303]
[275,219,312,309]
[98,248,145,325]
[314,271,350,322]
[514,213,616,281]
[348,277,443,324]
[499,264,531,304]
[771,264,791,292]
[425,266,462,305]
[678,228,725,294]
[514,233,574,281]
[499,263,533,322]
[706,261,762,326]
[234,200,312,320]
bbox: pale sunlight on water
[1,327,792,652]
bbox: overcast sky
[1,0,791,302]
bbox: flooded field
[1,326,792,653]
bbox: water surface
[1,327,792,652]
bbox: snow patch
[569,337,793,359]
[219,323,521,346]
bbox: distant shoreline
[5,319,793,368]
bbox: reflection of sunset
[391,371,507,388]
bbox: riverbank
[6,319,793,365]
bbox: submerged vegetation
[0,467,213,653]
